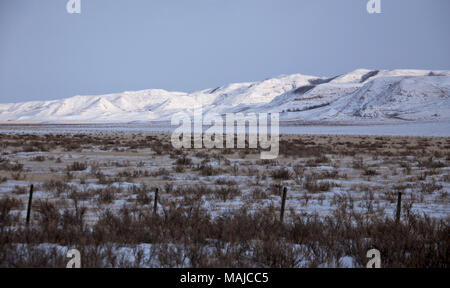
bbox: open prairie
[0,128,448,267]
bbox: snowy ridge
[1,69,449,123]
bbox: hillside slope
[0,69,449,123]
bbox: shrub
[175,156,193,166]
[31,155,46,162]
[66,162,87,171]
[271,168,292,180]
[303,177,333,193]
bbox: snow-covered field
[0,132,448,267]
[281,121,450,137]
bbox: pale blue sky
[0,0,449,103]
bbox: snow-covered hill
[1,69,449,123]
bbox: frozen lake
[0,121,448,137]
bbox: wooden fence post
[26,184,34,225]
[153,188,158,214]
[280,187,287,223]
[395,191,402,224]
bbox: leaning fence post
[280,187,287,223]
[153,188,158,214]
[26,184,34,225]
[395,191,402,224]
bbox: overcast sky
[0,0,449,103]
